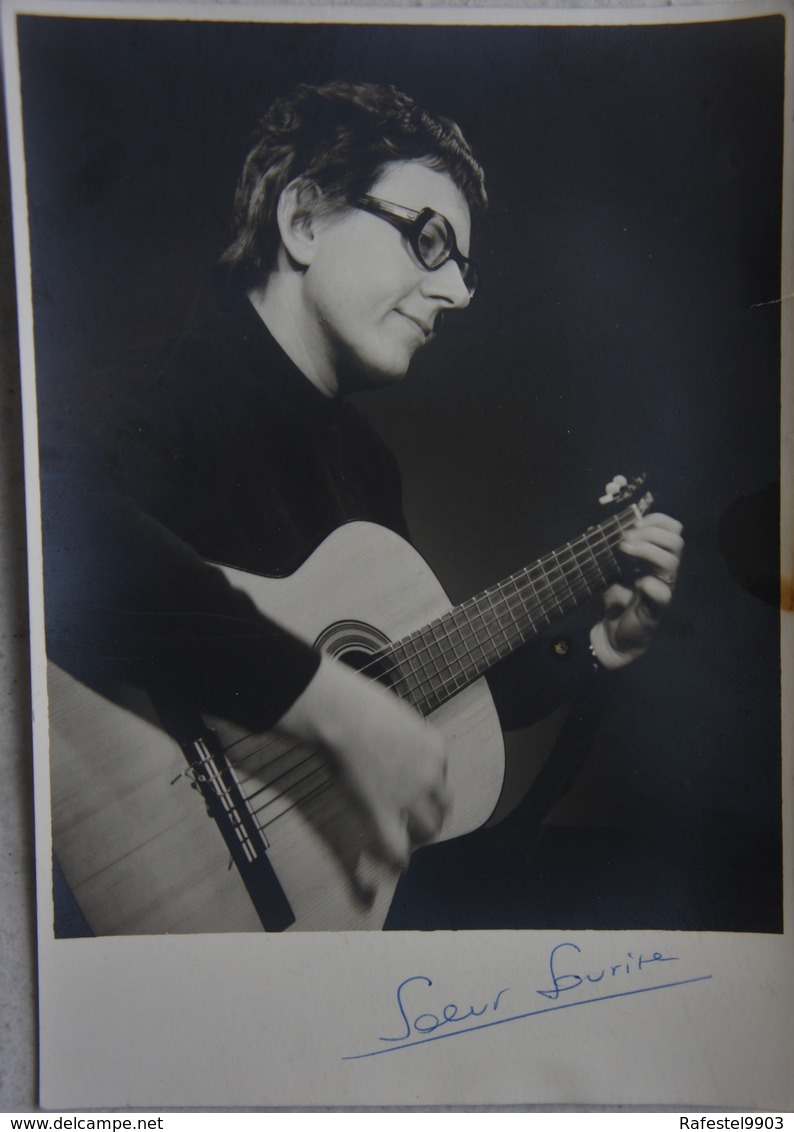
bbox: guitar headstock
[599,473,653,514]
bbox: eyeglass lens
[415,215,450,267]
[415,215,477,295]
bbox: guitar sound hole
[314,619,396,691]
[339,648,395,690]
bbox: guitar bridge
[177,723,295,931]
[185,737,263,862]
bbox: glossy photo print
[3,0,791,1108]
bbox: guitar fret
[381,496,650,717]
[458,603,489,664]
[434,620,477,701]
[388,640,425,707]
[547,550,570,614]
[523,565,551,626]
[565,540,588,592]
[591,521,621,579]
[580,529,605,587]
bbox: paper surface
[3,0,791,1108]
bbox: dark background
[17,13,783,932]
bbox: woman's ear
[275,178,324,268]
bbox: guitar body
[49,522,505,935]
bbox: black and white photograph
[2,0,790,1109]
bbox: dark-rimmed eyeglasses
[356,195,478,297]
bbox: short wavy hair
[218,81,487,290]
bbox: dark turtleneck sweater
[41,292,410,730]
[40,291,595,738]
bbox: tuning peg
[599,474,628,505]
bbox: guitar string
[248,760,331,820]
[216,511,633,797]
[354,507,632,704]
[221,530,620,784]
[232,505,633,785]
[210,504,643,836]
[236,549,623,832]
[220,542,626,829]
[234,745,326,804]
[237,769,336,835]
[388,534,623,710]
[210,538,611,824]
[359,506,636,700]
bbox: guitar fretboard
[382,495,651,715]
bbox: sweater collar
[213,286,345,421]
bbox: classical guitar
[49,477,652,935]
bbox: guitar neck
[383,493,652,716]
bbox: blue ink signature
[343,941,712,1061]
[379,976,511,1043]
[536,941,680,1000]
